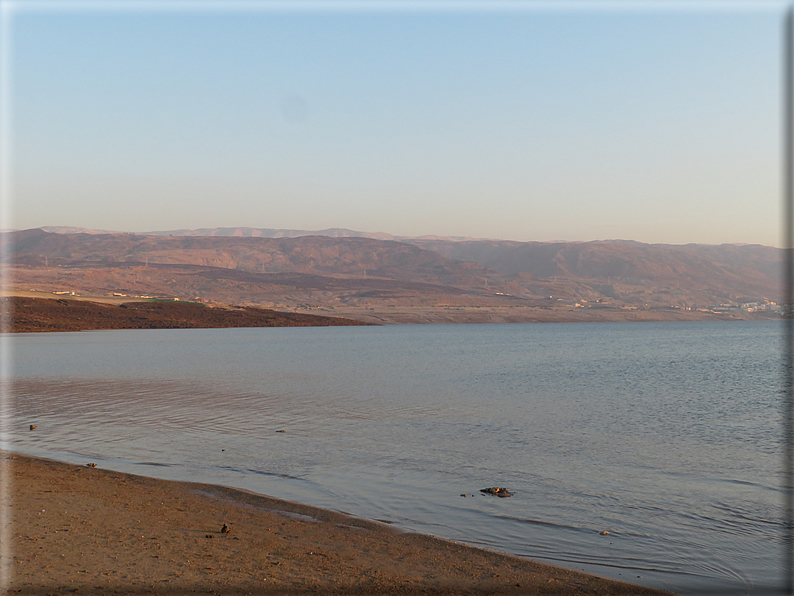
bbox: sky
[1,0,787,245]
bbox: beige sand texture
[2,452,675,595]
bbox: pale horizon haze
[2,1,787,246]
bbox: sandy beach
[1,452,675,595]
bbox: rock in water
[480,487,513,498]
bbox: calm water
[4,322,784,594]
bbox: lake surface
[4,321,784,594]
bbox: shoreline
[3,291,779,331]
[2,451,675,595]
[3,294,777,333]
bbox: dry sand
[2,452,675,595]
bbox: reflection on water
[7,322,784,594]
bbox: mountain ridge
[39,226,487,243]
[4,228,784,324]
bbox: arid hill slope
[7,296,370,332]
[409,238,782,303]
[8,229,491,287]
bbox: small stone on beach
[221,523,230,534]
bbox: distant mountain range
[3,227,785,323]
[39,226,480,242]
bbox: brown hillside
[409,238,782,303]
[3,229,785,321]
[5,229,493,287]
[7,296,371,332]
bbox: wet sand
[2,452,674,595]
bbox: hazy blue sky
[3,1,786,245]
